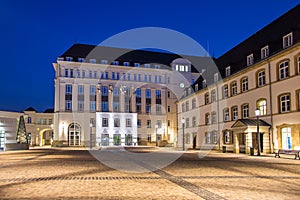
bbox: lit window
[224,131,232,144]
[27,117,32,124]
[261,46,269,59]
[247,54,254,66]
[206,132,211,144]
[257,70,266,87]
[279,61,289,80]
[257,99,267,115]
[241,77,248,92]
[283,32,293,48]
[212,131,218,144]
[225,66,231,77]
[101,86,108,96]
[279,94,290,113]
[242,104,249,119]
[90,101,96,112]
[90,85,96,95]
[101,102,108,112]
[202,80,207,88]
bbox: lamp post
[181,118,185,151]
[89,123,93,149]
[255,108,261,156]
[155,125,158,147]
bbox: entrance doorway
[68,123,81,146]
[282,127,292,150]
[193,134,197,149]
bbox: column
[108,84,113,112]
[233,132,239,153]
[120,85,125,113]
[96,83,102,112]
[246,132,252,154]
[130,86,136,113]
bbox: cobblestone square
[0,148,300,199]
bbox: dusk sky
[0,0,298,112]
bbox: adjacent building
[178,5,300,153]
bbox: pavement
[0,147,300,200]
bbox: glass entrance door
[282,127,292,150]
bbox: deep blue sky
[0,0,298,112]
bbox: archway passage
[68,123,81,146]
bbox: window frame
[279,93,291,113]
[241,104,249,119]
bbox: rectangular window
[211,90,216,102]
[212,112,217,124]
[214,73,218,82]
[102,118,108,127]
[66,84,72,94]
[223,85,228,99]
[102,86,108,96]
[126,119,132,127]
[134,63,140,67]
[127,73,131,81]
[156,104,162,114]
[205,93,209,105]
[65,69,69,77]
[242,104,249,119]
[261,45,269,59]
[225,66,231,77]
[192,116,196,127]
[224,131,231,144]
[231,82,237,96]
[66,100,72,111]
[89,70,93,78]
[66,57,73,61]
[123,62,130,66]
[283,32,293,48]
[78,85,84,95]
[147,120,151,128]
[134,74,137,81]
[232,106,238,120]
[90,101,96,112]
[195,84,198,91]
[168,120,170,127]
[70,69,74,78]
[78,100,84,111]
[148,75,152,82]
[280,94,290,113]
[212,131,218,144]
[257,70,266,87]
[82,70,85,78]
[76,69,80,78]
[223,108,230,122]
[137,119,141,128]
[157,120,162,128]
[90,85,96,95]
[205,113,210,125]
[114,118,120,127]
[147,134,151,142]
[90,59,96,63]
[27,117,32,124]
[48,119,52,125]
[185,118,189,128]
[145,89,151,98]
[247,54,254,66]
[112,61,119,65]
[112,72,115,80]
[105,72,108,79]
[279,61,289,80]
[102,102,108,112]
[155,64,160,69]
[146,105,151,113]
[145,64,150,68]
[168,106,170,112]
[241,77,248,92]
[94,71,97,78]
[206,132,211,144]
[90,118,96,127]
[43,118,47,125]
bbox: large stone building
[178,5,300,153]
[52,45,208,147]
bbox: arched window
[257,99,267,115]
[68,123,81,146]
[205,113,210,125]
[205,92,210,105]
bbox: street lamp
[181,118,185,151]
[255,108,261,156]
[89,123,93,149]
[155,125,158,147]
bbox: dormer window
[57,57,64,61]
[78,57,85,62]
[225,66,231,77]
[195,84,198,91]
[202,80,207,88]
[247,54,254,66]
[112,61,119,65]
[66,57,73,61]
[134,63,140,67]
[101,60,108,64]
[144,64,150,68]
[214,73,219,83]
[89,59,96,63]
[123,62,130,66]
[283,32,293,48]
[154,64,160,69]
[261,46,269,59]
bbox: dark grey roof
[232,119,271,128]
[216,4,300,78]
[43,108,54,113]
[59,43,215,73]
[24,107,36,112]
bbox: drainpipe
[267,59,274,153]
